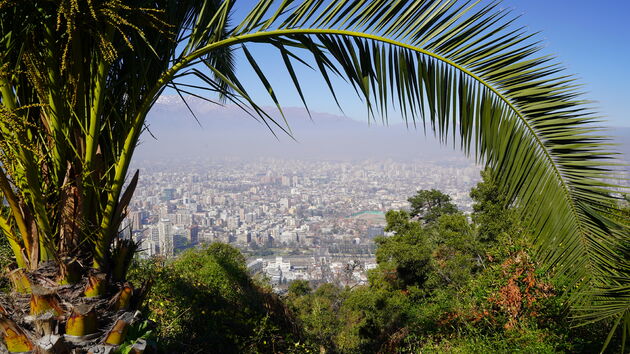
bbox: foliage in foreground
[128,243,309,353]
[0,0,626,350]
[283,170,622,353]
[129,170,624,353]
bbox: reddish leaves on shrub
[489,251,554,329]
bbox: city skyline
[126,156,481,290]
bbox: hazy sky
[144,1,630,163]
[204,0,629,128]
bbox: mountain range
[135,95,630,165]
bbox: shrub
[130,243,304,353]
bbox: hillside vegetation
[128,170,624,353]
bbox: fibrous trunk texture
[0,261,149,353]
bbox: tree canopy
[282,175,624,352]
[408,189,459,224]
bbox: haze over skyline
[136,95,630,164]
[143,0,630,164]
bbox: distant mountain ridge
[609,127,630,161]
[137,95,462,161]
[136,95,630,165]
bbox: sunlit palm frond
[139,0,629,329]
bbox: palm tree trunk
[1,262,148,353]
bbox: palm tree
[0,0,626,352]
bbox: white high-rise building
[158,218,174,257]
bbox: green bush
[129,243,306,353]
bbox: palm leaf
[129,0,628,330]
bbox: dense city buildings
[127,156,480,290]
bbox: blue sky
[496,0,630,128]
[174,0,630,128]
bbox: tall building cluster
[126,156,480,287]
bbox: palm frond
[141,0,629,327]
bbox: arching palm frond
[122,0,627,331]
